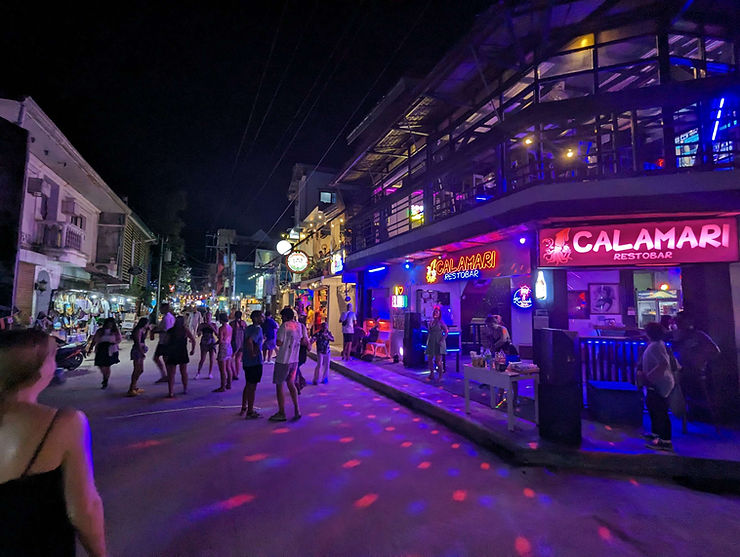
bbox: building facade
[334,1,740,415]
[0,97,155,328]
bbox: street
[40,347,740,557]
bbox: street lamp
[276,240,292,255]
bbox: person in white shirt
[269,307,308,422]
[186,307,202,337]
[638,322,675,452]
[151,303,175,384]
[339,302,357,361]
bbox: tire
[67,353,84,370]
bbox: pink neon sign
[539,218,738,267]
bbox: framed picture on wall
[567,290,589,319]
[588,283,620,314]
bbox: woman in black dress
[164,316,196,398]
[195,312,217,379]
[89,317,122,389]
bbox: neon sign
[426,250,497,283]
[330,251,344,274]
[513,285,533,309]
[539,218,738,267]
[391,285,408,308]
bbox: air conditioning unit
[95,262,118,276]
[27,177,50,197]
[61,198,79,215]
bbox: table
[463,364,540,431]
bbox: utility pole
[155,236,165,320]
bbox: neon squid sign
[426,250,497,283]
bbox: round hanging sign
[513,285,533,309]
[286,250,309,273]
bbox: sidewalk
[312,351,740,484]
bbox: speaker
[538,384,582,445]
[533,328,580,386]
[403,312,425,368]
[403,312,421,340]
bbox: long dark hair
[170,315,188,340]
[102,317,119,334]
[133,318,149,340]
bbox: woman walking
[230,311,247,381]
[0,329,107,556]
[261,310,278,363]
[195,311,217,379]
[312,322,334,384]
[214,313,233,392]
[89,317,121,389]
[127,318,150,397]
[163,316,196,398]
[426,306,448,382]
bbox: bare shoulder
[54,408,90,442]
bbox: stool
[587,381,642,427]
[367,342,389,358]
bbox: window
[538,50,593,79]
[319,191,336,204]
[705,38,734,65]
[70,215,86,230]
[598,36,656,67]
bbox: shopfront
[536,216,740,407]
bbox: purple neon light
[712,97,725,141]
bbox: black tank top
[0,411,76,556]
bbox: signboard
[391,285,408,308]
[426,250,497,283]
[539,218,738,267]
[286,250,309,273]
[255,248,277,269]
[331,251,344,275]
[512,285,533,309]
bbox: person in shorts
[230,310,247,381]
[269,307,308,422]
[151,303,175,383]
[339,302,357,361]
[240,310,264,419]
[214,312,233,393]
[261,310,279,363]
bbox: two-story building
[333,0,740,415]
[0,96,156,330]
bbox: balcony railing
[35,221,85,253]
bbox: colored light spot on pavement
[385,426,396,431]
[608,441,615,446]
[354,493,378,508]
[629,478,640,486]
[452,490,467,502]
[478,495,495,508]
[401,441,413,448]
[126,439,163,450]
[367,414,377,419]
[342,459,362,469]
[480,462,491,470]
[243,453,268,462]
[357,448,374,457]
[393,407,401,411]
[451,443,460,449]
[384,470,400,480]
[216,493,255,510]
[598,526,612,541]
[538,494,552,506]
[528,442,539,449]
[431,430,439,435]
[419,447,434,456]
[466,447,478,457]
[339,437,354,443]
[407,500,426,515]
[605,425,613,431]
[273,428,290,434]
[263,456,288,468]
[523,488,536,498]
[412,417,421,422]
[497,468,510,477]
[343,403,353,408]
[447,468,460,477]
[308,412,321,417]
[515,536,532,557]
[417,461,431,469]
[436,399,443,403]
[306,506,336,523]
[373,397,381,401]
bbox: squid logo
[426,263,438,284]
[541,228,573,265]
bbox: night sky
[3,1,492,267]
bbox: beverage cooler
[637,290,681,328]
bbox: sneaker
[292,413,302,421]
[212,387,226,393]
[155,377,168,384]
[268,412,287,422]
[641,432,659,441]
[646,438,674,452]
[126,389,138,397]
[246,411,262,420]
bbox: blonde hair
[0,330,56,412]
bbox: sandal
[246,411,261,420]
[239,407,247,416]
[213,387,226,393]
[268,412,287,422]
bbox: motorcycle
[55,337,87,371]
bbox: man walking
[339,302,357,361]
[151,302,175,383]
[269,307,308,422]
[240,310,264,419]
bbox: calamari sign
[426,250,497,283]
[539,218,738,267]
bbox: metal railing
[35,221,85,253]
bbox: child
[312,322,334,384]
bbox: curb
[319,354,740,484]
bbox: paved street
[42,347,740,557]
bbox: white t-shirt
[340,310,356,334]
[275,321,307,364]
[158,312,175,345]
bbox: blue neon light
[368,266,387,273]
[712,97,726,141]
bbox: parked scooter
[55,337,87,370]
